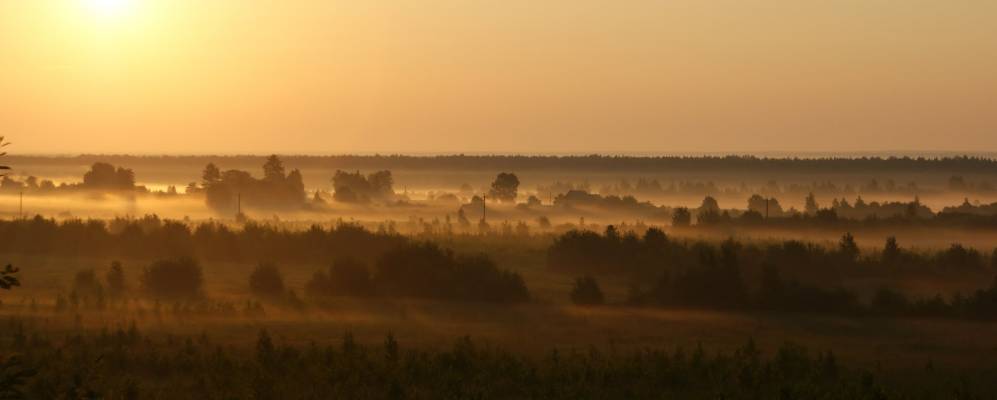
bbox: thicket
[331,169,395,203]
[569,276,604,306]
[201,155,306,212]
[307,242,530,303]
[140,257,204,300]
[0,216,406,265]
[549,228,997,319]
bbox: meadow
[2,155,997,398]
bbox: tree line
[552,227,997,319]
[0,215,404,265]
[13,153,997,174]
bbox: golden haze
[1,0,996,154]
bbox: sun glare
[82,0,134,19]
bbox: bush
[140,257,204,300]
[249,263,286,299]
[375,242,529,303]
[306,258,375,298]
[570,276,604,306]
[72,269,104,300]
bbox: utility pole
[482,194,487,222]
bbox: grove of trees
[548,227,997,319]
[202,155,306,213]
[331,170,394,203]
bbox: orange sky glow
[2,0,996,154]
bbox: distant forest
[10,154,997,174]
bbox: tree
[570,276,604,306]
[747,194,783,218]
[536,216,552,230]
[672,207,692,227]
[72,269,105,306]
[805,192,819,215]
[306,258,375,298]
[367,170,395,197]
[262,155,286,182]
[489,172,520,203]
[699,196,720,213]
[141,257,204,299]
[202,163,221,186]
[0,136,9,176]
[82,162,136,190]
[203,158,306,213]
[0,265,19,292]
[882,237,901,264]
[457,208,471,229]
[0,139,18,295]
[249,263,286,299]
[285,169,306,202]
[331,170,395,203]
[839,233,859,263]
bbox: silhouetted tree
[672,207,692,227]
[0,265,18,292]
[0,137,9,177]
[747,194,783,217]
[699,196,720,213]
[262,155,286,182]
[82,162,136,190]
[882,237,901,264]
[839,233,859,263]
[871,287,910,315]
[570,276,604,306]
[488,173,520,203]
[0,139,20,303]
[332,170,394,203]
[72,269,104,306]
[140,257,204,300]
[456,208,471,230]
[526,195,542,207]
[536,216,552,230]
[202,163,221,186]
[805,192,819,215]
[306,257,375,298]
[249,263,286,299]
[375,242,529,302]
[203,156,306,212]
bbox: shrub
[72,269,104,300]
[249,263,285,299]
[570,276,604,306]
[140,257,204,300]
[306,258,375,298]
[375,242,529,302]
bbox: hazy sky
[2,0,996,155]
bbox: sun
[82,0,134,19]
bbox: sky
[1,0,996,155]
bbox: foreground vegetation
[2,319,997,399]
